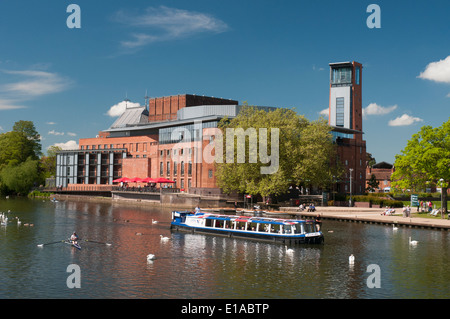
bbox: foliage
[215,104,340,198]
[391,118,450,212]
[0,158,42,194]
[40,146,62,179]
[366,174,380,192]
[0,121,44,195]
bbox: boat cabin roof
[188,212,313,225]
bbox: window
[331,67,352,85]
[336,97,344,127]
[173,161,177,176]
[208,169,213,178]
[181,161,184,176]
[167,162,170,176]
[355,67,360,85]
[188,161,192,176]
[160,162,164,176]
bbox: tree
[40,146,62,179]
[366,174,380,192]
[215,105,339,200]
[0,158,42,194]
[13,120,42,157]
[391,119,450,216]
[0,120,43,194]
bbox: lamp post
[349,168,353,207]
[440,178,444,219]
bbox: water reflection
[1,197,450,299]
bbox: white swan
[392,224,398,230]
[285,246,294,254]
[152,219,158,224]
[147,254,156,261]
[349,254,355,264]
[160,235,170,241]
[409,237,418,245]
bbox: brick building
[56,61,368,196]
[366,161,395,193]
[328,61,367,195]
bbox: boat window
[284,225,293,234]
[292,224,302,234]
[223,220,231,229]
[271,224,282,234]
[304,222,316,233]
[205,219,214,227]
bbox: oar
[37,240,65,247]
[83,239,112,246]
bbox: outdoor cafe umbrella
[128,177,144,183]
[113,177,132,183]
[142,177,157,183]
[153,177,175,183]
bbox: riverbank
[51,193,450,231]
[279,206,450,231]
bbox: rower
[70,232,79,245]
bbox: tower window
[336,97,345,127]
[355,67,360,85]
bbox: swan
[285,246,294,254]
[409,237,418,245]
[349,254,355,264]
[160,235,170,241]
[147,254,156,261]
[392,224,398,230]
[152,219,158,224]
[17,219,21,226]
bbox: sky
[0,0,449,164]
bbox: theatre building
[56,61,367,197]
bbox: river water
[1,197,449,300]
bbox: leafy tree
[215,105,340,200]
[0,158,42,194]
[40,146,62,179]
[391,119,450,215]
[13,120,42,157]
[366,174,380,192]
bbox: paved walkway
[278,206,450,230]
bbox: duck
[409,237,418,246]
[160,235,170,241]
[146,254,156,261]
[349,254,355,264]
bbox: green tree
[366,174,380,192]
[215,105,339,200]
[40,146,62,179]
[391,119,450,216]
[13,120,42,157]
[0,158,42,194]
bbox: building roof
[372,161,393,169]
[109,106,149,129]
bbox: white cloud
[363,103,397,117]
[115,6,229,50]
[46,121,56,125]
[67,132,77,136]
[0,98,26,110]
[106,100,141,117]
[388,114,423,127]
[1,70,72,97]
[50,140,78,150]
[48,130,64,136]
[418,55,450,84]
[319,108,329,117]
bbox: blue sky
[0,0,449,164]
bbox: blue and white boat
[170,211,324,244]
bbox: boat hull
[170,222,324,245]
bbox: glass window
[336,97,345,127]
[208,169,213,178]
[331,67,352,85]
[167,162,170,176]
[355,67,360,85]
[174,161,178,176]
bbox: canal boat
[170,211,324,244]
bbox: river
[1,197,449,300]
